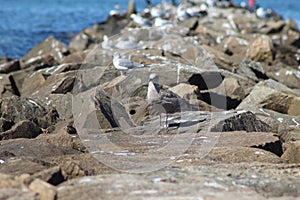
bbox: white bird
[113,52,143,75]
[154,18,175,26]
[150,6,170,18]
[147,73,189,127]
[102,35,116,50]
[130,13,152,26]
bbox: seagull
[113,52,144,75]
[147,73,190,128]
[130,13,152,26]
[154,17,175,26]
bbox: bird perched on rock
[130,13,152,26]
[113,52,144,75]
[147,73,192,128]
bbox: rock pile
[0,0,300,199]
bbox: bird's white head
[149,73,160,84]
[113,52,121,59]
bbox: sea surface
[0,0,299,59]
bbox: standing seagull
[113,52,144,75]
[147,73,188,128]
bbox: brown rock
[201,44,238,71]
[282,141,300,163]
[282,30,300,48]
[285,18,299,32]
[0,120,42,140]
[0,74,20,98]
[238,80,300,116]
[0,117,14,132]
[261,20,285,34]
[22,36,69,68]
[280,126,300,142]
[22,54,59,71]
[0,59,20,73]
[204,147,282,163]
[212,77,246,101]
[246,35,274,62]
[61,161,86,179]
[169,83,199,101]
[0,138,80,161]
[0,96,48,126]
[35,93,73,120]
[218,35,249,57]
[51,76,75,94]
[0,159,49,176]
[37,127,85,152]
[62,51,87,64]
[29,178,57,200]
[29,166,66,186]
[233,59,268,82]
[267,66,300,89]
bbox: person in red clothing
[249,0,255,7]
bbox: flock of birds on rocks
[108,0,275,128]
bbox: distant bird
[102,35,115,50]
[154,17,175,26]
[130,13,152,26]
[113,52,143,75]
[176,5,202,21]
[147,73,190,127]
[150,6,170,18]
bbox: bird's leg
[159,114,162,127]
[165,114,168,128]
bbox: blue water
[0,0,299,59]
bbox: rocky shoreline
[1,0,300,199]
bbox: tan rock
[29,178,56,200]
[282,141,300,163]
[246,35,274,62]
[169,83,199,101]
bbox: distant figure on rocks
[147,73,191,128]
[248,0,255,7]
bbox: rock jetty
[0,0,300,199]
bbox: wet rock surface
[1,0,300,199]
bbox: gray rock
[211,111,271,132]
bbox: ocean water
[0,0,299,59]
